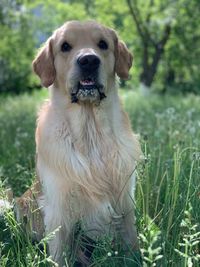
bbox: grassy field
[0,89,200,266]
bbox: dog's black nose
[77,54,100,71]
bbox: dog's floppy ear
[32,38,56,87]
[115,40,133,80]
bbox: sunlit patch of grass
[0,89,200,266]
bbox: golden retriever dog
[20,20,142,266]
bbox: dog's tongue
[80,79,95,86]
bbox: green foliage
[161,0,200,93]
[0,0,199,94]
[0,90,46,195]
[30,0,199,92]
[0,201,57,266]
[0,90,200,266]
[174,203,200,266]
[0,0,36,94]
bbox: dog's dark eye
[61,42,72,52]
[98,40,108,50]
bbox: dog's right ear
[32,38,56,88]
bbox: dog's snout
[77,54,100,71]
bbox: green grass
[0,89,200,266]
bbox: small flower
[144,157,148,164]
[114,251,118,255]
[173,144,178,150]
[139,155,146,160]
[107,252,112,257]
[173,130,180,136]
[166,107,175,115]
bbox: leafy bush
[0,0,35,94]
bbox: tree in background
[163,0,200,93]
[126,0,172,88]
[31,0,199,93]
[0,0,199,94]
[126,0,200,92]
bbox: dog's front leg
[110,176,139,251]
[44,206,73,267]
[44,209,65,266]
[112,195,138,248]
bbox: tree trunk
[140,25,171,87]
[140,45,164,87]
[126,0,171,88]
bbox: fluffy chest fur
[36,92,141,203]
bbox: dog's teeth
[80,80,95,85]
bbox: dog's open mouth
[79,78,95,87]
[71,78,106,103]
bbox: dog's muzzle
[71,54,106,104]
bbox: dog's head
[33,21,133,104]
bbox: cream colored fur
[32,21,142,265]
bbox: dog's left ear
[115,40,133,80]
